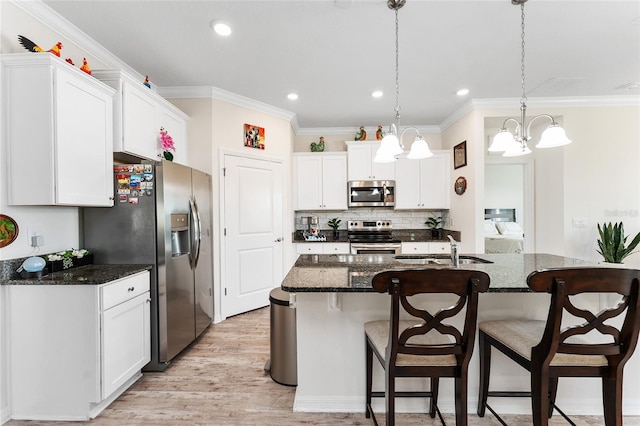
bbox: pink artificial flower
[160,127,175,152]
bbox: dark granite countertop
[292,229,460,243]
[2,264,152,286]
[281,253,600,293]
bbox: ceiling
[42,0,640,130]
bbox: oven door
[350,242,401,255]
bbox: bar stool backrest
[527,267,640,368]
[372,269,490,367]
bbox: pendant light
[374,0,432,163]
[488,0,572,157]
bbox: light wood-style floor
[7,307,640,425]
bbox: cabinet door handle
[128,287,135,292]
[146,299,151,303]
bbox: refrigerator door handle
[189,198,202,269]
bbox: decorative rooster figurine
[376,125,383,140]
[354,126,367,141]
[18,35,63,57]
[80,58,91,75]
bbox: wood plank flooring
[6,306,640,425]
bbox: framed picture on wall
[244,123,265,150]
[454,141,467,169]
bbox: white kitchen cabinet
[322,243,350,254]
[293,152,347,210]
[402,242,451,254]
[395,151,450,209]
[345,141,395,181]
[295,243,350,255]
[8,271,150,420]
[2,53,115,207]
[92,69,188,164]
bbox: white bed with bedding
[484,209,524,254]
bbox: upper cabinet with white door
[2,54,115,207]
[345,141,395,181]
[92,69,188,164]
[395,150,450,209]
[293,152,347,211]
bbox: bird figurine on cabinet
[65,58,75,66]
[310,136,325,152]
[18,35,63,57]
[80,58,91,75]
[143,75,151,88]
[376,125,383,140]
[354,126,366,141]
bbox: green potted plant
[596,222,640,263]
[425,215,443,239]
[328,218,341,239]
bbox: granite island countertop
[281,253,600,293]
[2,264,152,286]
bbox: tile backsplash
[294,209,450,231]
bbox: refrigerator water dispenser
[170,213,189,257]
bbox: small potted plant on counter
[328,218,342,239]
[596,222,640,263]
[425,214,443,239]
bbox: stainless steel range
[348,220,402,254]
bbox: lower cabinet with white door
[7,269,151,421]
[401,242,450,254]
[295,243,350,255]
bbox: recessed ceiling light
[456,88,470,96]
[287,93,299,100]
[210,20,231,36]
[372,90,383,98]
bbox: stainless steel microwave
[348,180,395,207]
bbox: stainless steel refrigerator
[82,160,213,371]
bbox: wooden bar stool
[477,267,640,426]
[364,268,490,426]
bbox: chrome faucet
[447,235,459,267]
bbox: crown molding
[11,0,145,82]
[440,96,640,132]
[158,86,297,124]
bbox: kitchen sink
[394,255,493,265]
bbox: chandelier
[373,0,433,163]
[488,0,572,156]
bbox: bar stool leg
[530,365,550,426]
[365,340,373,418]
[429,377,439,418]
[547,376,558,418]
[602,373,623,426]
[477,331,491,417]
[455,373,469,426]
[386,367,395,426]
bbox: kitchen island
[281,253,640,417]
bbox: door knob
[275,237,283,242]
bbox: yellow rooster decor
[80,58,91,75]
[18,35,63,56]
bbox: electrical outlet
[27,228,43,247]
[571,217,587,228]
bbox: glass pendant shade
[503,141,532,157]
[488,129,516,152]
[373,133,403,163]
[406,136,433,159]
[536,124,572,148]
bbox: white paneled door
[222,154,284,318]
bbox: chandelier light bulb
[488,129,516,152]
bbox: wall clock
[454,176,467,195]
